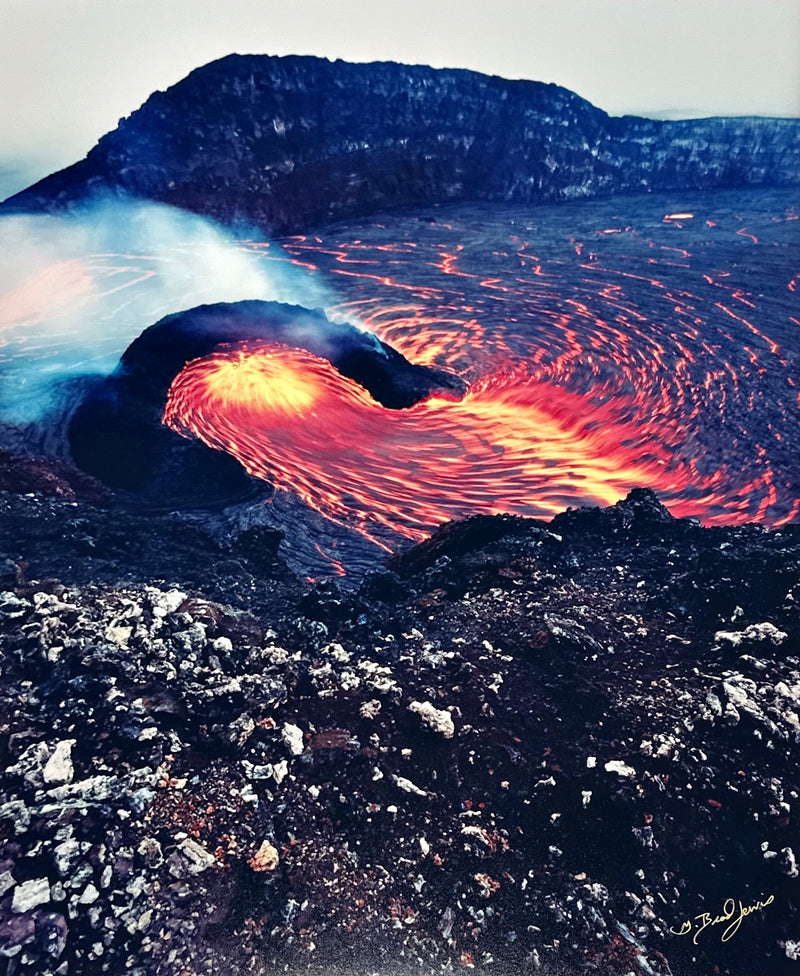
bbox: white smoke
[0,197,338,422]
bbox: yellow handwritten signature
[670,894,774,944]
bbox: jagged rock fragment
[11,878,50,913]
[167,838,216,878]
[248,840,280,872]
[407,700,455,738]
[42,740,75,786]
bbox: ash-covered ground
[0,455,798,976]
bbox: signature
[670,894,774,944]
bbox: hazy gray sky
[2,0,799,199]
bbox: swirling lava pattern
[165,190,800,555]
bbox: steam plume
[0,197,336,422]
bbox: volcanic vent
[67,299,466,507]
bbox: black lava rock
[1,476,798,976]
[4,55,799,231]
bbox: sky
[1,0,799,199]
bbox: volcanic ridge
[3,54,799,231]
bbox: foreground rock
[0,484,798,975]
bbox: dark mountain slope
[4,55,799,231]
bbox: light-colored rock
[12,877,50,913]
[723,703,740,725]
[167,837,216,878]
[392,774,428,797]
[52,839,81,877]
[604,760,636,778]
[774,681,800,703]
[137,837,164,868]
[104,624,133,646]
[248,840,280,872]
[584,882,609,905]
[715,622,788,649]
[43,775,118,805]
[408,700,455,738]
[324,642,350,663]
[281,722,304,756]
[653,734,680,760]
[148,587,187,617]
[43,740,76,786]
[723,681,750,708]
[135,909,153,933]
[359,699,382,720]
[0,591,31,619]
[780,847,799,878]
[744,622,787,644]
[78,883,99,905]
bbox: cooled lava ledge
[68,300,464,497]
[0,475,798,976]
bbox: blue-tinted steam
[0,198,338,424]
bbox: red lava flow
[8,191,796,549]
[164,341,710,549]
[165,196,799,545]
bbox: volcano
[1,54,799,976]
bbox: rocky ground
[0,455,798,975]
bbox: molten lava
[164,317,794,552]
[193,349,326,415]
[165,342,671,547]
[171,194,796,546]
[4,190,795,557]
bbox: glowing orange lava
[164,337,765,549]
[196,197,800,550]
[196,349,325,414]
